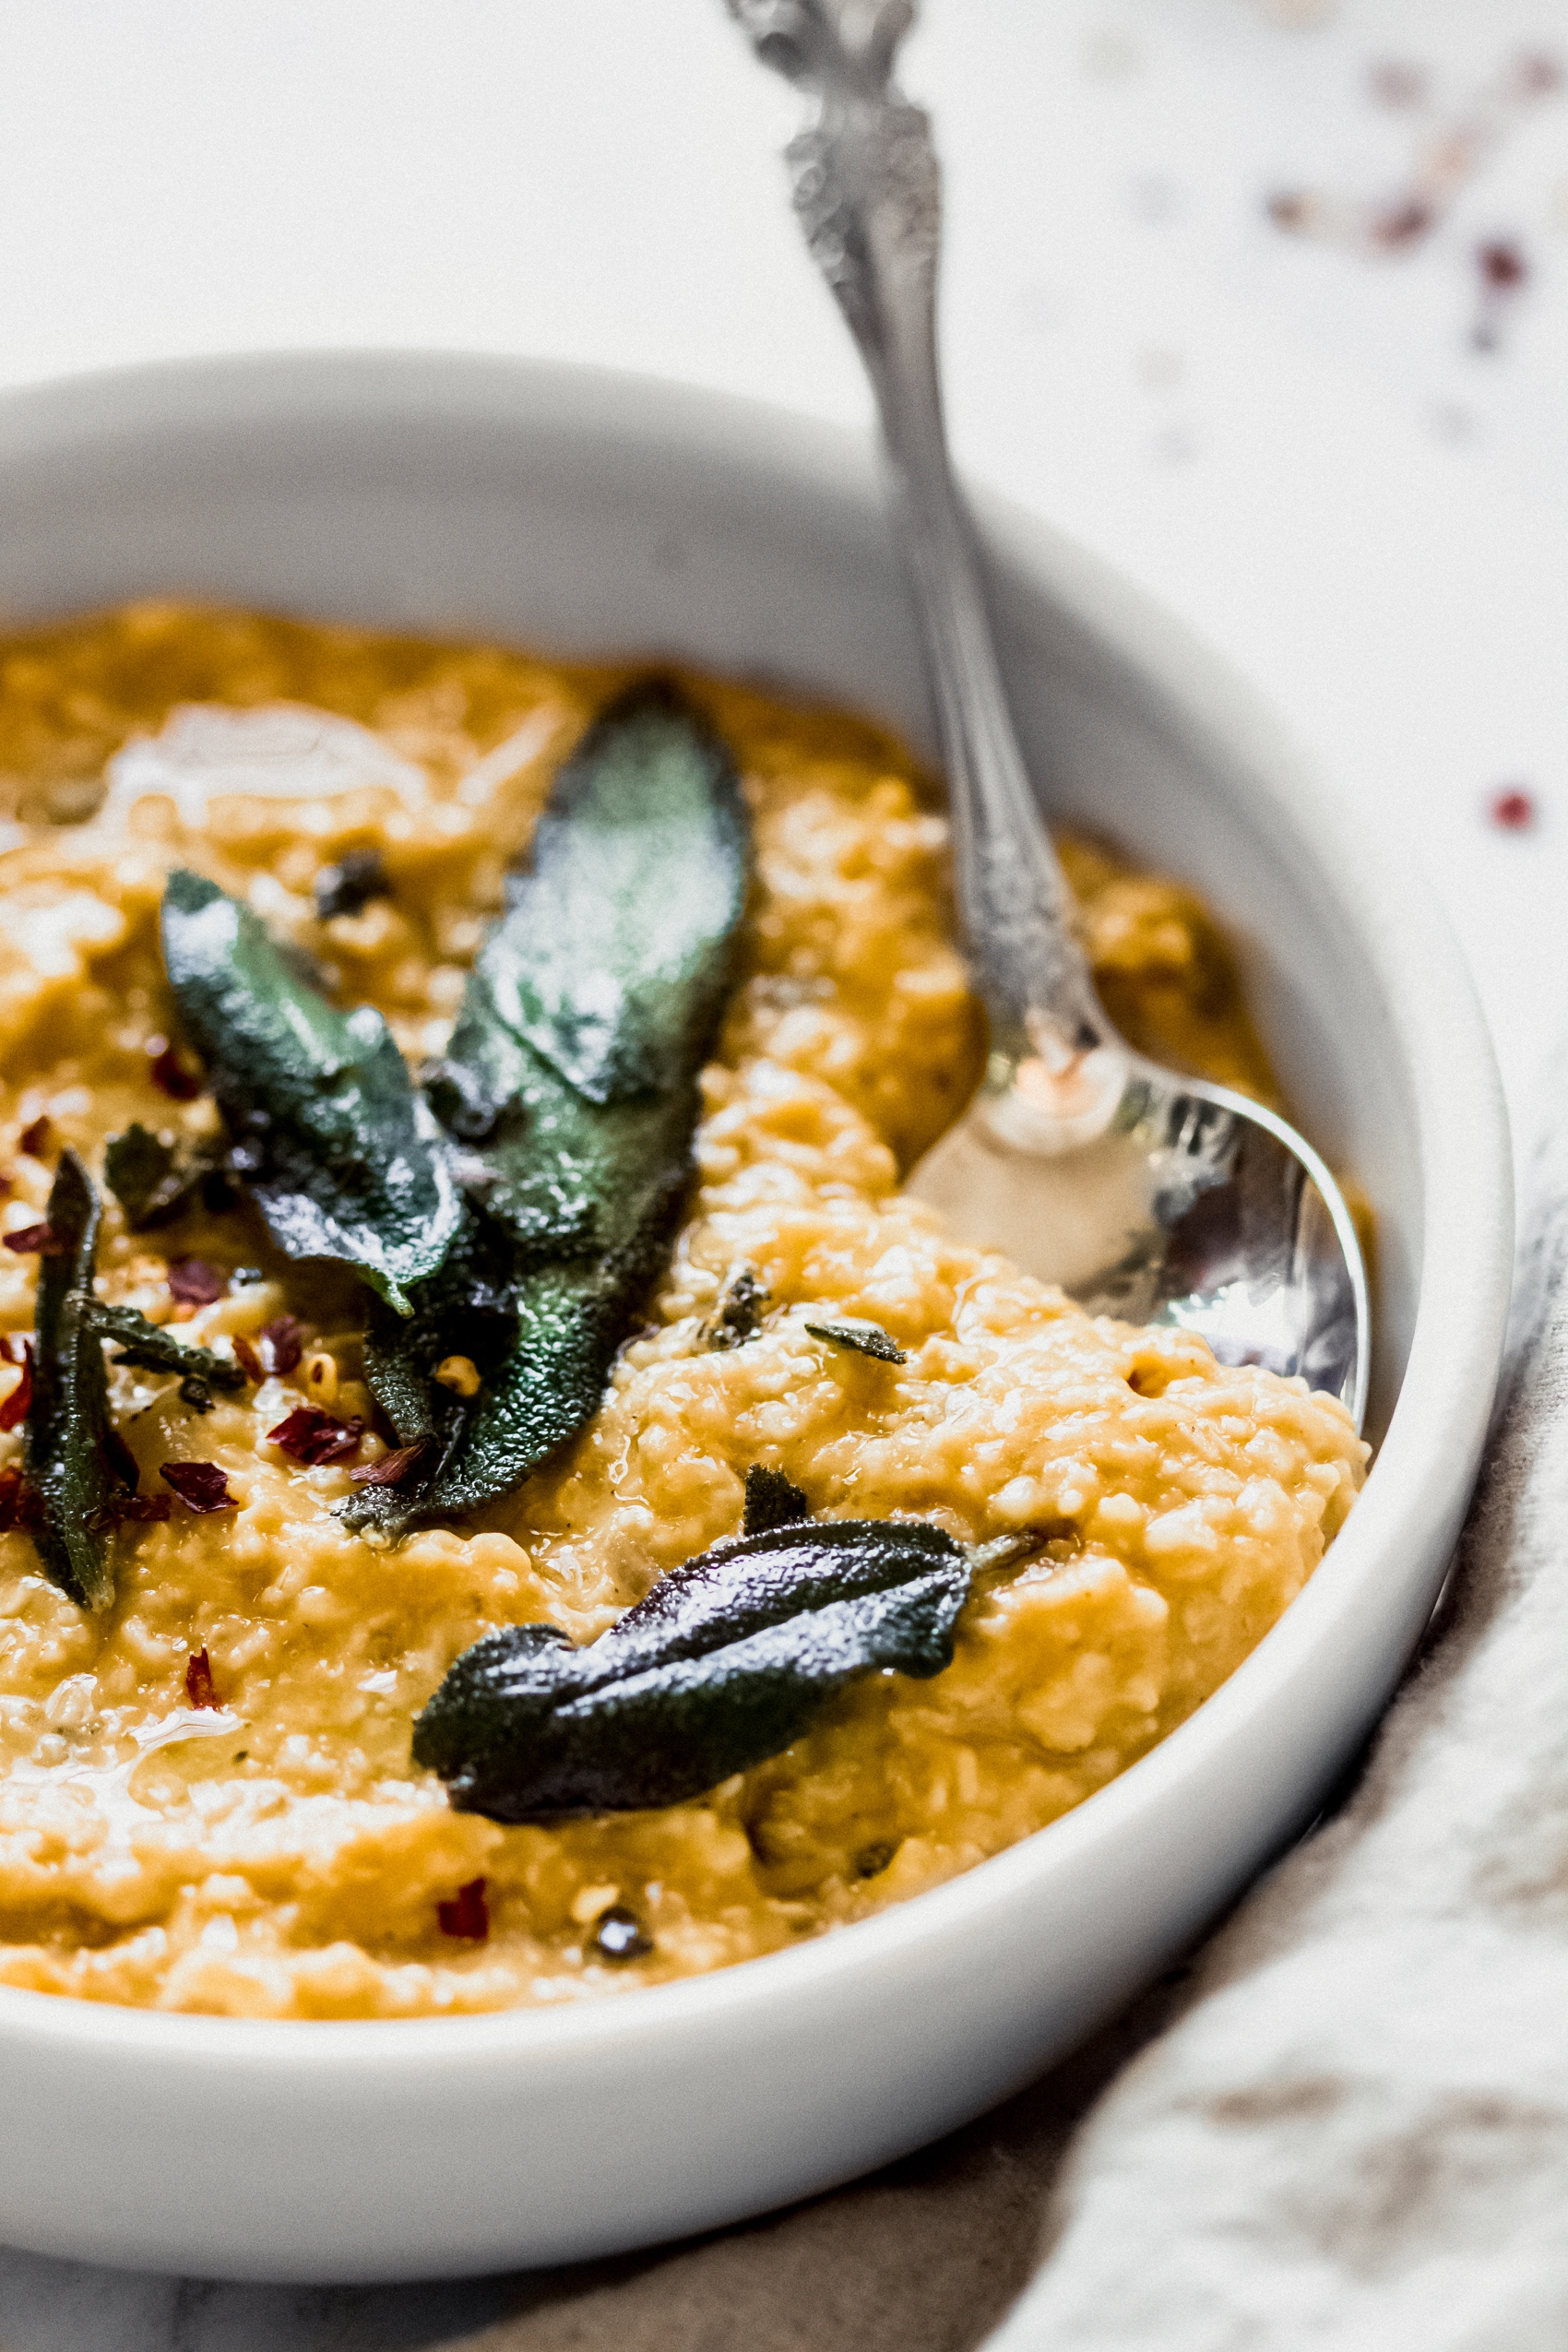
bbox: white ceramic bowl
[0,352,1512,2283]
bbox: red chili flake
[2,1223,68,1257]
[1371,196,1436,250]
[1367,59,1427,110]
[260,1315,309,1376]
[0,1341,33,1433]
[0,1174,12,1199]
[148,1039,203,1102]
[18,1115,52,1159]
[160,1460,238,1513]
[166,1257,226,1307]
[0,1463,42,1533]
[1489,786,1537,832]
[0,1334,18,1364]
[232,1336,265,1384]
[1515,51,1564,98]
[118,1494,172,1524]
[1479,239,1527,291]
[1265,190,1311,232]
[437,1879,489,1942]
[265,1406,365,1467]
[185,1646,220,1709]
[103,1419,141,1494]
[350,1438,434,1490]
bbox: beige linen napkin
[0,1099,1552,2351]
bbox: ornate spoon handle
[726,0,1105,1063]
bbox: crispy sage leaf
[83,1301,246,1393]
[160,870,461,1314]
[22,1152,130,1610]
[345,683,748,1534]
[412,1515,970,1823]
[804,1317,908,1364]
[741,1464,810,1536]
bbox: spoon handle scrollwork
[726,0,1105,1063]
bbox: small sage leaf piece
[803,1317,908,1365]
[703,1266,768,1351]
[160,870,462,1315]
[103,1123,228,1230]
[84,1301,246,1394]
[344,683,749,1537]
[22,1152,130,1610]
[412,1516,970,1823]
[741,1464,810,1536]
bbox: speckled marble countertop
[2,0,1565,2340]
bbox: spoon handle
[727,0,1104,1060]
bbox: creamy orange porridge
[0,605,1365,2017]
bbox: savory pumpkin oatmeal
[0,604,1365,2018]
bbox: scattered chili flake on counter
[166,1256,226,1306]
[266,1406,365,1467]
[2,1222,68,1257]
[0,1342,32,1433]
[18,1116,52,1159]
[1489,786,1537,832]
[148,1038,202,1102]
[185,1646,220,1709]
[160,1461,237,1513]
[436,1878,489,1941]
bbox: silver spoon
[726,0,1370,1428]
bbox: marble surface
[1,0,1565,2336]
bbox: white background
[1,0,1564,1154]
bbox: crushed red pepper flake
[0,1341,33,1434]
[18,1115,53,1159]
[232,1336,265,1384]
[160,1460,238,1513]
[1489,786,1537,832]
[437,1879,490,1942]
[117,1494,172,1525]
[0,1333,20,1364]
[266,1405,365,1467]
[261,1315,309,1375]
[350,1438,434,1490]
[0,1463,43,1533]
[148,1039,203,1102]
[185,1646,220,1709]
[167,1256,226,1307]
[1479,238,1528,290]
[103,1420,140,1493]
[2,1222,68,1257]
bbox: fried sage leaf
[412,1515,969,1823]
[345,683,748,1534]
[160,870,461,1314]
[83,1301,246,1395]
[804,1317,908,1364]
[23,1152,131,1610]
[741,1464,810,1536]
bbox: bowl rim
[0,345,1515,2070]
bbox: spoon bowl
[909,1057,1368,1419]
